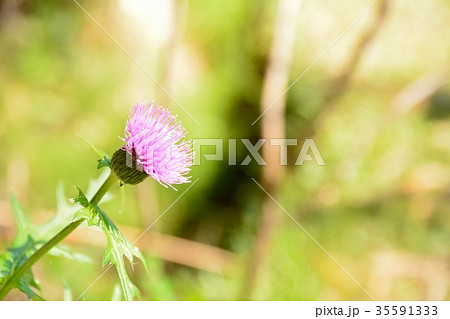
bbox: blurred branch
[0,202,242,276]
[326,0,389,101]
[390,70,449,116]
[160,0,188,105]
[300,0,390,140]
[242,0,302,300]
[333,69,448,193]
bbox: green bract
[111,149,148,185]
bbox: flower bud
[111,148,148,185]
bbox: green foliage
[73,188,146,301]
[0,134,140,300]
[0,198,43,300]
[0,191,89,300]
[0,237,43,300]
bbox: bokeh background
[0,0,449,300]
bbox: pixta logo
[193,138,325,166]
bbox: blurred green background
[0,0,449,300]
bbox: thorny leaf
[0,236,44,300]
[73,188,146,301]
[0,185,93,300]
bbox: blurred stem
[241,0,302,300]
[0,171,117,300]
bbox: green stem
[91,172,118,206]
[0,172,118,300]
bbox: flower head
[111,102,193,189]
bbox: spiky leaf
[73,188,146,301]
[0,185,93,300]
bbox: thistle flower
[111,102,193,189]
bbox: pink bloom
[121,102,193,189]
